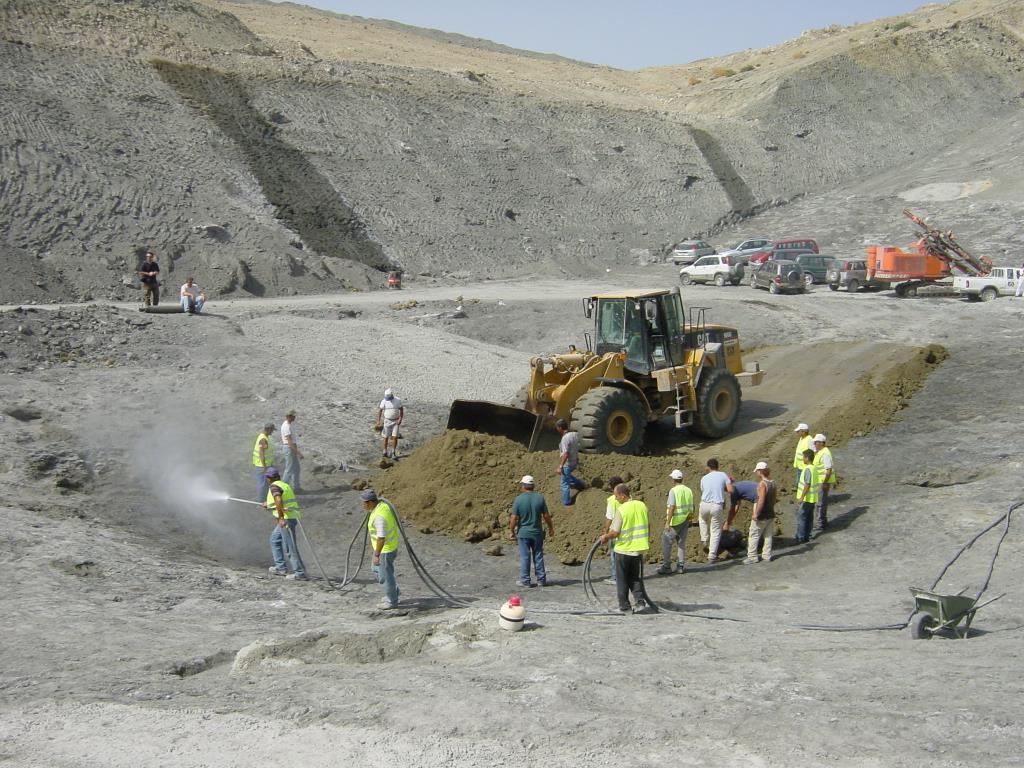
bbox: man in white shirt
[376,388,404,459]
[280,410,303,492]
[698,457,733,564]
[179,277,206,314]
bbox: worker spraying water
[221,470,333,587]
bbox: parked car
[749,259,805,294]
[717,237,772,265]
[670,240,716,265]
[826,259,890,292]
[679,254,745,286]
[954,267,1021,301]
[793,254,836,286]
[749,238,820,265]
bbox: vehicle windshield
[596,298,626,346]
[595,298,649,369]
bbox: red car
[748,238,820,265]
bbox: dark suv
[793,254,835,286]
[750,260,805,294]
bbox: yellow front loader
[447,287,764,454]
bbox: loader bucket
[446,400,545,451]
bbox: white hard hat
[794,422,809,432]
[813,433,827,443]
[670,469,684,480]
[520,475,535,485]
[384,388,394,397]
[754,461,769,471]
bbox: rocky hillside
[2,0,1023,303]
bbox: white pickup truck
[953,267,1021,301]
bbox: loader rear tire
[572,387,646,455]
[690,368,741,439]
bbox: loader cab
[588,290,687,375]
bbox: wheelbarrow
[908,587,1004,640]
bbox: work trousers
[372,550,400,607]
[814,484,831,531]
[698,501,725,561]
[517,535,547,586]
[560,464,586,505]
[255,467,270,502]
[270,519,306,577]
[613,552,649,611]
[660,521,690,571]
[283,447,301,491]
[746,517,774,562]
[795,501,815,543]
[142,283,159,306]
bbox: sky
[282,1,941,70]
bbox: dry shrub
[710,66,736,79]
[792,50,808,60]
[740,64,755,73]
[687,74,702,86]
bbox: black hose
[793,499,1020,633]
[337,510,371,589]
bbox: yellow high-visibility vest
[669,484,694,526]
[814,447,834,482]
[368,500,399,554]
[614,500,650,554]
[266,480,300,519]
[796,465,820,504]
[793,435,814,468]
[252,432,275,468]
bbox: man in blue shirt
[509,475,554,588]
[725,479,760,531]
[699,458,733,564]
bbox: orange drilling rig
[867,209,992,297]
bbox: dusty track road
[2,271,1023,767]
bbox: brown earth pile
[376,343,947,565]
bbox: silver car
[826,258,889,292]
[670,239,716,265]
[716,237,772,265]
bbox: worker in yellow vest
[812,433,834,534]
[657,469,694,575]
[599,484,656,614]
[362,488,400,609]
[794,450,820,544]
[792,423,814,488]
[601,475,624,585]
[264,467,306,581]
[252,423,276,500]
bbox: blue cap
[360,489,378,502]
[264,467,280,478]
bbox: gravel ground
[2,272,1023,767]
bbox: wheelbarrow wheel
[910,611,934,640]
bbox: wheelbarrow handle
[970,593,1006,612]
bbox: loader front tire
[691,368,741,438]
[573,387,646,455]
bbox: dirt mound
[376,343,947,565]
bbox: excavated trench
[376,343,947,566]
